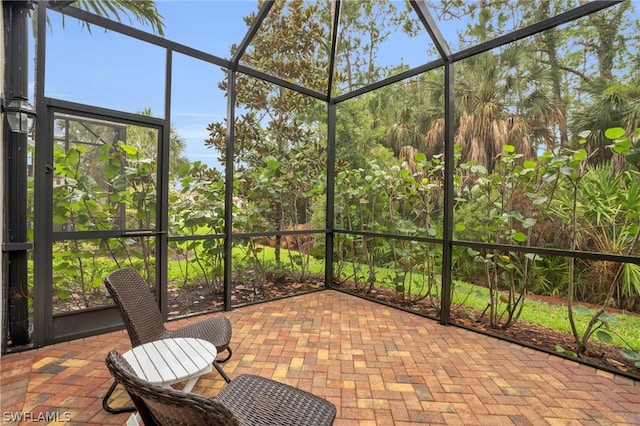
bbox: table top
[122,337,217,386]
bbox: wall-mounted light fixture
[2,95,36,134]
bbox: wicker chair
[106,350,337,426]
[103,267,233,413]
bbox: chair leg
[213,361,231,384]
[216,346,232,363]
[103,379,137,414]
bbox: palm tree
[130,108,189,175]
[416,47,543,173]
[47,0,165,35]
[570,79,640,169]
[453,47,539,172]
[384,43,560,172]
[385,73,444,159]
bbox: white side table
[122,337,217,426]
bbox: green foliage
[39,1,640,375]
[51,121,162,309]
[544,126,640,356]
[69,0,165,35]
[336,96,389,169]
[621,349,640,368]
[555,304,640,364]
[331,149,444,302]
[606,127,640,171]
[206,1,330,266]
[454,145,545,329]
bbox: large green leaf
[604,127,625,140]
[595,330,613,344]
[621,349,640,361]
[512,232,527,243]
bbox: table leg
[182,376,200,393]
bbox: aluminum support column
[3,0,32,346]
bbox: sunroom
[1,0,639,423]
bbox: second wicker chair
[106,350,337,426]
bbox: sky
[40,2,253,168]
[35,1,463,169]
[35,1,450,168]
[35,1,638,168]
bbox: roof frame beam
[409,0,451,61]
[45,2,324,103]
[326,0,341,101]
[48,1,626,108]
[50,4,232,69]
[236,64,327,102]
[231,0,275,68]
[333,58,444,104]
[451,0,624,62]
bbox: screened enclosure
[2,0,639,380]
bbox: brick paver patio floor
[1,290,639,425]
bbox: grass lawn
[451,280,640,351]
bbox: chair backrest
[105,350,240,426]
[104,267,165,347]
